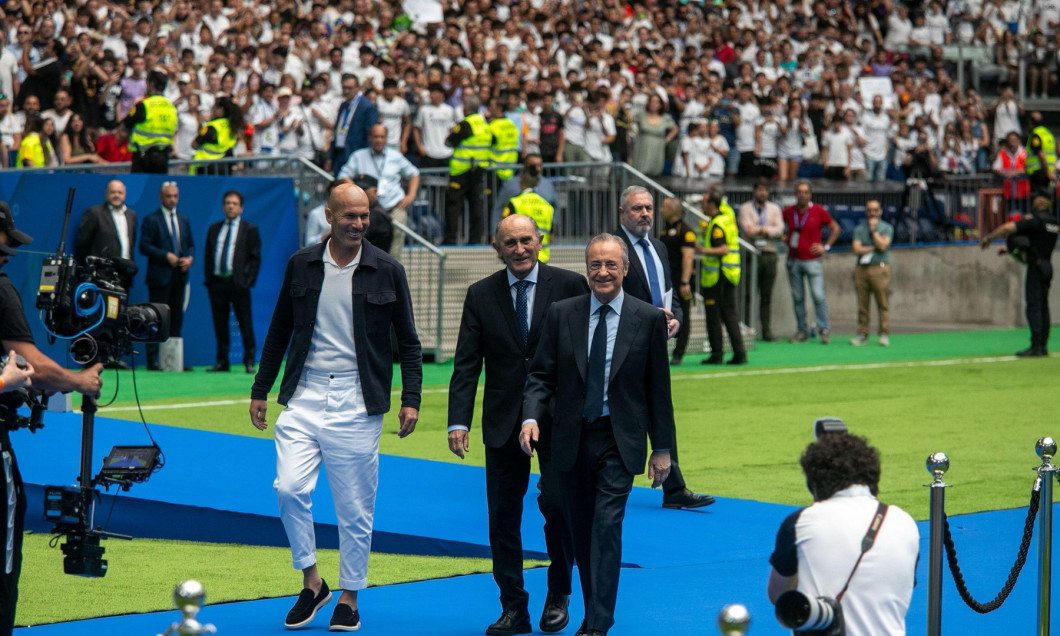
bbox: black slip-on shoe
[284,579,332,629]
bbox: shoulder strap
[836,502,888,602]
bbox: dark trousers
[485,425,572,612]
[444,168,485,245]
[0,433,25,636]
[562,420,633,634]
[147,275,185,364]
[207,277,256,365]
[419,156,450,169]
[705,277,746,360]
[747,252,778,338]
[672,292,692,360]
[1027,260,1053,349]
[130,147,170,174]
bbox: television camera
[30,188,168,577]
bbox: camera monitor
[99,445,161,483]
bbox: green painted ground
[21,326,1060,625]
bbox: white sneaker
[850,335,869,346]
[879,333,890,347]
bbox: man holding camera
[768,430,919,636]
[0,205,103,636]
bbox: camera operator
[768,431,919,636]
[0,206,103,636]
[0,351,33,394]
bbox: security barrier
[925,438,1058,636]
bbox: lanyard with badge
[755,204,769,249]
[790,208,810,251]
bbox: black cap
[0,202,32,255]
[352,174,378,189]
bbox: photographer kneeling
[0,206,103,636]
[768,431,919,636]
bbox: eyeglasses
[588,261,623,272]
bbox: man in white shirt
[376,78,411,154]
[735,84,761,176]
[821,116,853,180]
[884,5,913,51]
[860,96,893,182]
[413,83,458,169]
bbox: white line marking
[101,356,1022,413]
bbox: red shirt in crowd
[96,134,131,163]
[782,203,834,261]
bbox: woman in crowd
[630,92,676,177]
[58,112,103,164]
[16,116,58,167]
[778,98,810,180]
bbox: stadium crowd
[0,0,1052,184]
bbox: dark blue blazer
[331,95,379,174]
[140,208,195,288]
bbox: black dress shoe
[539,591,569,633]
[574,629,606,636]
[486,608,531,636]
[147,362,162,371]
[662,488,716,510]
[1016,347,1048,358]
[206,363,231,372]
[245,362,255,374]
[670,355,683,366]
[183,366,193,372]
[726,356,748,365]
[701,356,724,365]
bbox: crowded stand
[0,0,1053,233]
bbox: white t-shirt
[847,125,867,170]
[860,110,892,162]
[885,14,912,49]
[0,112,23,149]
[707,135,729,176]
[563,105,587,147]
[994,100,1022,140]
[823,127,853,167]
[770,485,920,636]
[377,95,410,149]
[735,101,761,152]
[414,103,457,159]
[583,111,616,162]
[756,115,783,158]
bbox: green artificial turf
[18,532,529,626]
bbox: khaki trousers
[854,263,890,336]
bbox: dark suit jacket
[251,240,421,414]
[522,293,676,475]
[203,217,262,290]
[140,208,194,288]
[612,227,683,327]
[74,203,137,265]
[331,95,379,173]
[448,263,589,448]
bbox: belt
[857,262,888,268]
[581,415,611,429]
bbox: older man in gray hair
[611,185,715,511]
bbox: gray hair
[620,185,652,210]
[585,233,629,264]
[495,213,543,239]
[463,93,481,113]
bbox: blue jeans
[787,258,829,333]
[867,158,888,182]
[725,147,740,175]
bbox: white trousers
[274,367,384,591]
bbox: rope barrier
[942,484,1040,613]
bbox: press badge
[790,231,800,249]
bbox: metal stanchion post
[717,604,750,635]
[925,452,950,636]
[1037,437,1058,636]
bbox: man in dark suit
[203,190,261,374]
[330,74,378,175]
[140,180,194,371]
[611,185,714,510]
[520,233,674,636]
[74,179,138,291]
[448,214,588,636]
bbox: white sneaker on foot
[850,335,869,346]
[879,333,890,347]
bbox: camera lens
[775,590,838,631]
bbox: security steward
[0,204,103,636]
[659,197,696,366]
[501,172,554,262]
[489,96,520,185]
[444,94,493,245]
[192,97,240,176]
[124,70,177,174]
[698,187,747,365]
[981,195,1059,357]
[1026,111,1056,199]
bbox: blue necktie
[168,212,181,256]
[219,220,232,275]
[637,237,664,307]
[514,280,530,346]
[582,304,610,421]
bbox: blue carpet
[13,417,1057,634]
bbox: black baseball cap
[0,202,32,255]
